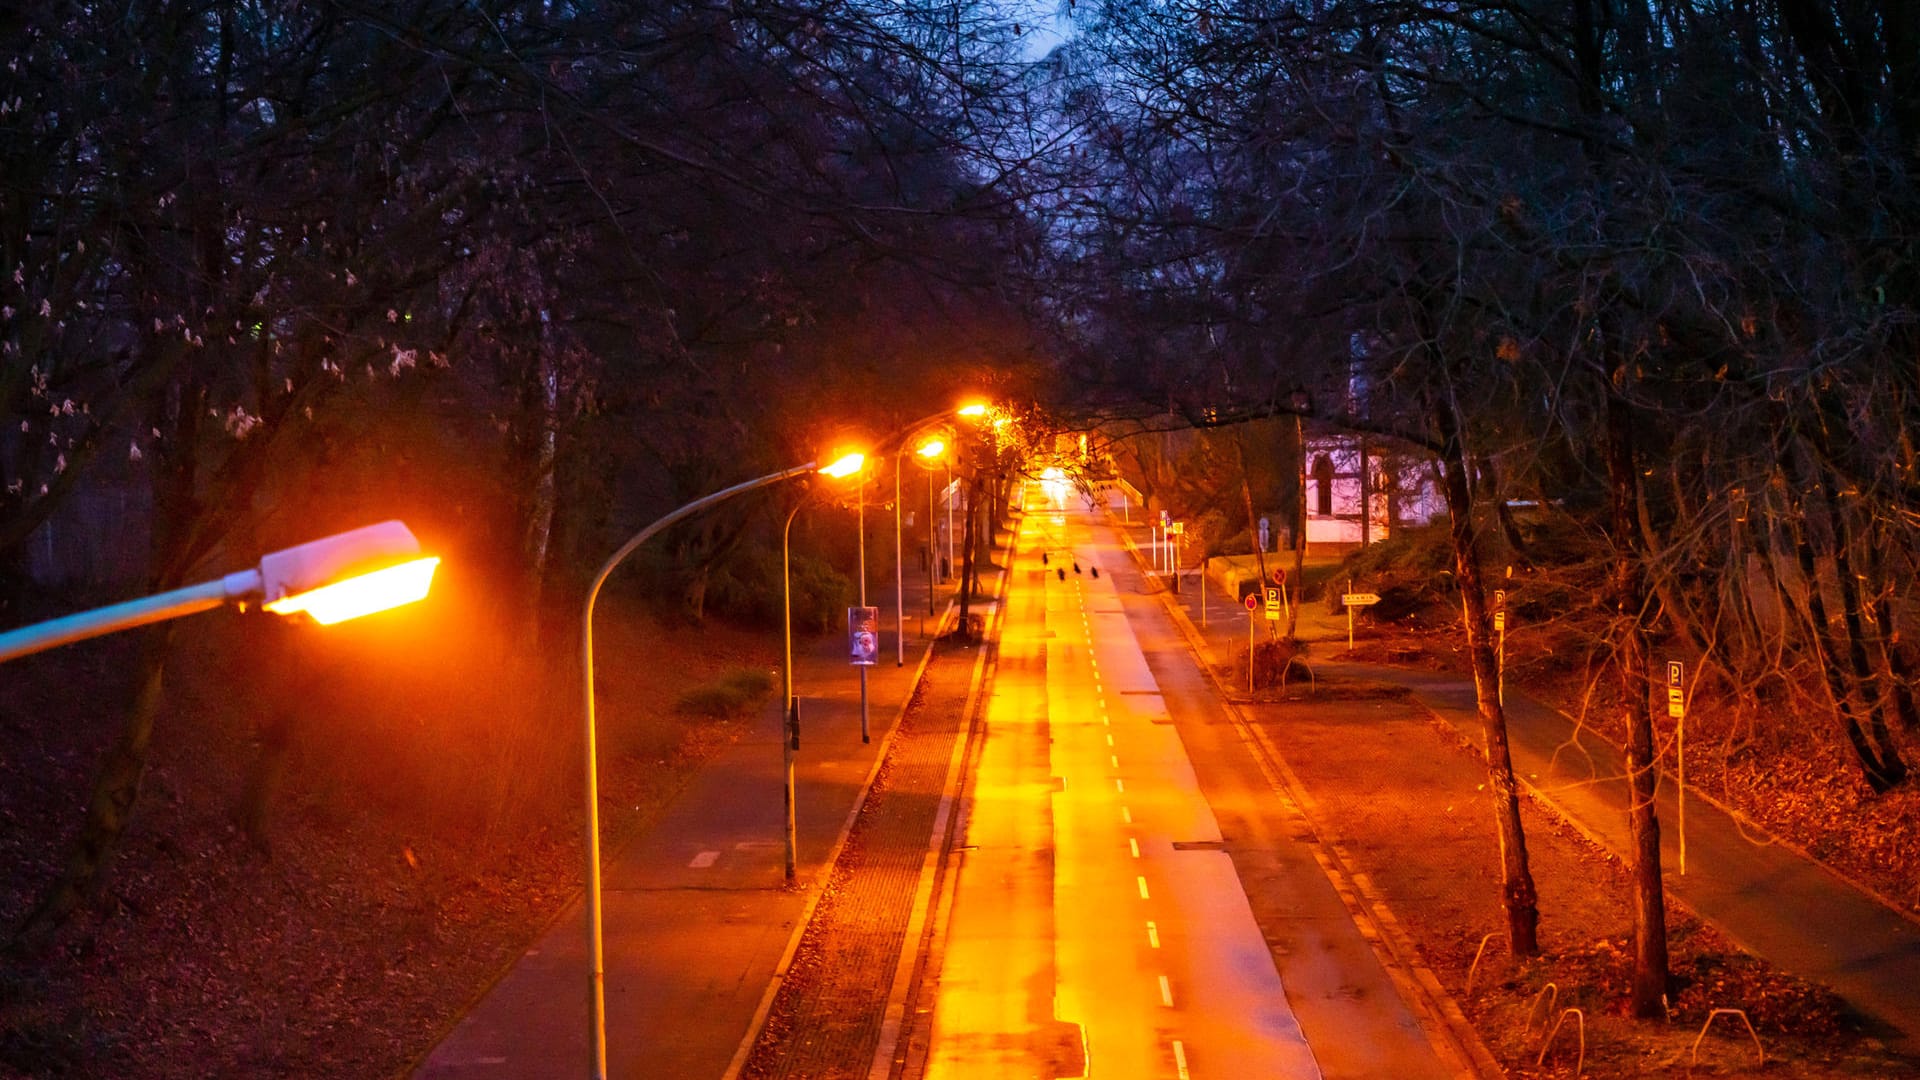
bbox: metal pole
[1248,609,1255,693]
[581,459,818,1079]
[1347,595,1355,652]
[782,502,805,882]
[0,571,256,663]
[859,481,870,743]
[927,468,937,616]
[895,454,905,667]
[945,465,954,582]
[1497,618,1505,707]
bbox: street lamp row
[0,402,1001,1080]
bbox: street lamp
[578,450,863,1080]
[0,520,439,663]
[916,439,945,616]
[893,434,948,666]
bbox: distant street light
[893,434,948,666]
[578,451,863,1080]
[917,439,946,616]
[0,520,439,663]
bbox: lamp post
[579,452,863,1080]
[857,474,869,741]
[893,435,948,666]
[779,498,812,883]
[921,441,945,616]
[0,520,439,662]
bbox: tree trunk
[1603,372,1671,1018]
[1432,391,1539,957]
[13,624,175,952]
[1786,454,1908,791]
[1815,470,1908,786]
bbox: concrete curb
[1106,514,1506,1080]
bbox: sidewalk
[1114,516,1920,1050]
[413,546,981,1079]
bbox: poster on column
[848,606,880,666]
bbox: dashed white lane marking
[1105,732,1114,746]
[1114,778,1125,793]
[1159,974,1174,1006]
[1129,837,1140,858]
[1146,921,1160,948]
[1121,806,1132,823]
[476,1056,509,1065]
[1173,1039,1190,1078]
[689,850,720,868]
[1110,754,1120,768]
[1137,876,1151,899]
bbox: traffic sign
[1244,592,1260,612]
[1270,566,1287,585]
[1167,521,1184,535]
[1493,611,1506,632]
[1341,592,1381,606]
[1667,661,1685,719]
[1494,589,1505,609]
[1264,586,1282,620]
[1160,508,1169,526]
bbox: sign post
[1340,586,1381,651]
[1668,660,1687,874]
[1168,521,1184,593]
[1494,589,1507,707]
[1271,566,1289,621]
[1244,592,1259,692]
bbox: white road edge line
[1159,974,1174,1006]
[1173,1039,1190,1079]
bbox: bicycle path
[412,556,971,1079]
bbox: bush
[673,666,775,718]
[1237,636,1308,690]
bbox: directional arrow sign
[1342,592,1381,606]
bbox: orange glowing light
[820,452,866,478]
[916,438,946,459]
[265,556,441,625]
[956,403,988,418]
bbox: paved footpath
[1120,516,1920,1053]
[413,545,981,1080]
